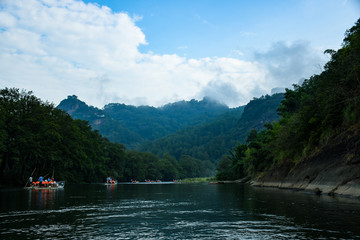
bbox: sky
[0,0,359,108]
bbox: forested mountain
[57,96,230,148]
[57,95,143,148]
[0,88,223,185]
[217,19,360,182]
[141,93,283,167]
[58,91,284,174]
[0,85,285,186]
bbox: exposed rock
[235,176,252,183]
[252,127,360,199]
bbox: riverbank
[179,177,215,183]
[250,127,360,199]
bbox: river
[0,183,360,239]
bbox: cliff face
[252,126,360,199]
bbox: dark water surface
[1,183,360,239]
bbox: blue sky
[0,0,359,108]
[83,0,359,59]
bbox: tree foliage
[0,88,208,185]
[217,19,360,180]
[142,94,283,168]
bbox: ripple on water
[1,185,359,240]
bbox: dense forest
[0,89,283,185]
[58,91,284,169]
[217,19,360,180]
[0,89,216,185]
[140,93,283,167]
[57,96,230,148]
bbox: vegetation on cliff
[217,19,360,180]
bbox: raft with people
[105,177,117,185]
[25,169,65,190]
[25,176,65,190]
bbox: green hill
[58,92,284,173]
[57,96,231,148]
[141,93,283,167]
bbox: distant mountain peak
[57,95,86,114]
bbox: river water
[0,183,360,239]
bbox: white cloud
[0,0,325,108]
[254,41,328,88]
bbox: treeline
[217,19,360,180]
[141,93,284,167]
[0,88,211,185]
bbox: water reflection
[106,184,117,199]
[27,188,64,209]
[0,183,360,240]
[216,184,360,239]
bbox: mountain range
[57,93,284,166]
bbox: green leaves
[217,19,360,180]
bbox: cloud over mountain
[0,0,328,108]
[254,41,327,88]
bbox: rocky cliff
[251,126,360,199]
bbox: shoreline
[249,128,360,200]
[250,180,360,200]
[209,179,360,200]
